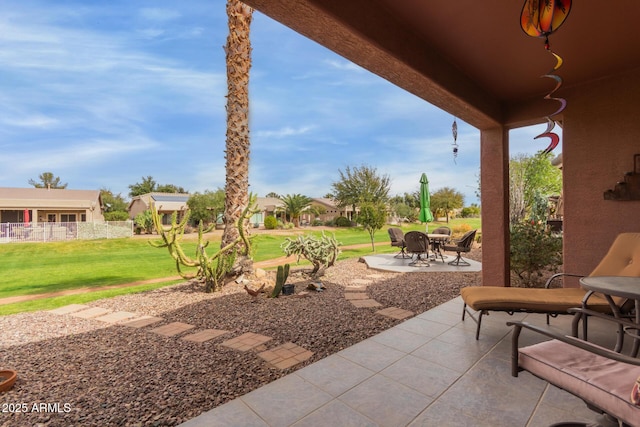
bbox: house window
[81,214,86,222]
[61,214,77,222]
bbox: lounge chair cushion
[460,286,612,314]
[519,339,640,426]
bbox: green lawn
[0,218,480,315]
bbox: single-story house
[0,187,104,224]
[128,193,190,225]
[251,197,285,226]
[302,197,357,224]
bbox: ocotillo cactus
[270,263,290,298]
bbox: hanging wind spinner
[451,118,458,164]
[520,0,572,154]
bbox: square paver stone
[150,322,195,337]
[121,316,164,328]
[376,307,414,320]
[344,292,369,300]
[71,307,112,319]
[95,311,139,323]
[48,304,89,315]
[181,329,229,343]
[258,342,313,369]
[221,332,272,351]
[343,285,367,292]
[351,279,373,286]
[350,299,382,308]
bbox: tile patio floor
[180,296,621,427]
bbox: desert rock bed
[0,250,481,427]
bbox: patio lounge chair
[442,229,476,266]
[508,317,640,426]
[461,232,640,339]
[387,227,409,258]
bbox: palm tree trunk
[222,0,253,266]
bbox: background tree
[509,151,562,224]
[28,172,67,189]
[308,204,327,219]
[356,202,387,250]
[280,194,312,227]
[128,176,187,197]
[187,189,225,225]
[221,0,253,275]
[265,192,280,198]
[389,192,420,222]
[156,184,187,193]
[331,165,390,216]
[129,176,157,197]
[101,188,129,221]
[430,187,464,222]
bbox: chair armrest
[506,320,640,377]
[544,273,584,289]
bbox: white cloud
[324,59,364,72]
[254,126,314,139]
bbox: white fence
[0,221,133,243]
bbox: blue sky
[0,0,559,206]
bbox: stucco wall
[562,68,640,283]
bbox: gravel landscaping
[0,249,482,427]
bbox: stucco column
[480,126,510,287]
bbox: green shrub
[134,210,154,234]
[264,215,277,230]
[324,219,335,226]
[452,223,472,236]
[104,211,130,221]
[311,219,323,226]
[460,205,480,218]
[335,216,351,227]
[510,221,562,288]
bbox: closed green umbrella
[419,173,434,231]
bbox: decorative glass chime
[520,0,572,154]
[451,118,458,164]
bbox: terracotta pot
[0,369,17,393]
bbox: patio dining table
[427,233,451,262]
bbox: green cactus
[149,194,258,293]
[270,263,290,297]
[281,232,341,276]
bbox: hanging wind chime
[520,0,572,154]
[451,118,458,164]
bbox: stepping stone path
[181,329,229,343]
[343,278,415,318]
[47,305,313,370]
[150,322,195,337]
[258,342,314,369]
[122,316,164,328]
[221,332,272,352]
[46,274,415,372]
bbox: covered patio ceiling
[242,0,640,130]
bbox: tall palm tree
[222,0,253,262]
[280,194,313,227]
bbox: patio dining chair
[442,229,476,266]
[404,231,430,266]
[387,227,409,258]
